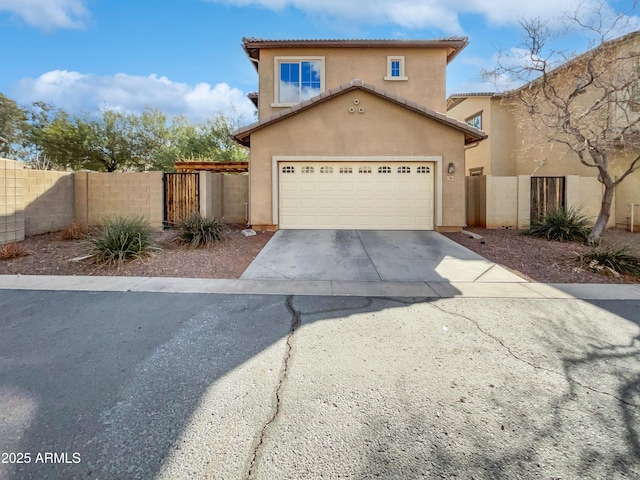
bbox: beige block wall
[75,172,164,228]
[258,46,448,118]
[0,158,25,244]
[23,170,74,235]
[249,89,467,229]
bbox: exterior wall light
[447,162,455,174]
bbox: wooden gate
[530,176,565,222]
[164,173,199,227]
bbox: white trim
[384,55,408,81]
[272,155,443,227]
[273,56,326,107]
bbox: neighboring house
[233,38,486,231]
[447,31,640,230]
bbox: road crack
[245,295,301,479]
[429,301,639,408]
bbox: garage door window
[397,166,411,173]
[339,167,353,174]
[417,166,431,173]
[282,166,295,173]
[378,166,391,173]
[320,166,333,174]
[301,166,314,174]
[358,166,372,173]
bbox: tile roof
[233,79,487,147]
[241,37,469,66]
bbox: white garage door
[279,161,434,230]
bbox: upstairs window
[466,112,482,130]
[275,57,325,105]
[385,56,408,81]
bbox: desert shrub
[90,216,158,265]
[0,243,31,260]
[61,221,89,240]
[575,245,640,278]
[524,207,590,243]
[178,213,225,248]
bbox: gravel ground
[443,228,640,284]
[1,226,638,283]
[0,225,273,279]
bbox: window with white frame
[275,57,325,105]
[385,56,408,81]
[466,112,482,130]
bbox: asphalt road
[1,290,640,479]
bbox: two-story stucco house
[233,38,486,231]
[447,30,640,231]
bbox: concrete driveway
[242,229,525,282]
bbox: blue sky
[1,0,637,124]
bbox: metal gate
[164,173,199,227]
[530,176,565,222]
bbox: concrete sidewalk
[1,274,639,299]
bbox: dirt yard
[443,228,640,284]
[1,225,639,283]
[0,225,273,279]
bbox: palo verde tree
[485,1,640,242]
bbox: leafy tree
[485,2,640,242]
[0,93,27,158]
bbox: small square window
[385,56,407,81]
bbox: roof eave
[232,80,487,148]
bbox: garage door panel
[279,161,434,230]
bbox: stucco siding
[249,89,466,228]
[258,47,448,119]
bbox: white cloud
[207,0,633,34]
[0,0,90,30]
[12,71,257,123]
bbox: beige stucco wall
[485,176,518,228]
[202,172,249,224]
[23,170,74,235]
[258,46,448,118]
[448,96,517,176]
[0,158,25,244]
[75,172,164,228]
[249,89,466,229]
[467,174,623,229]
[448,97,492,174]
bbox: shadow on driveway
[241,230,525,283]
